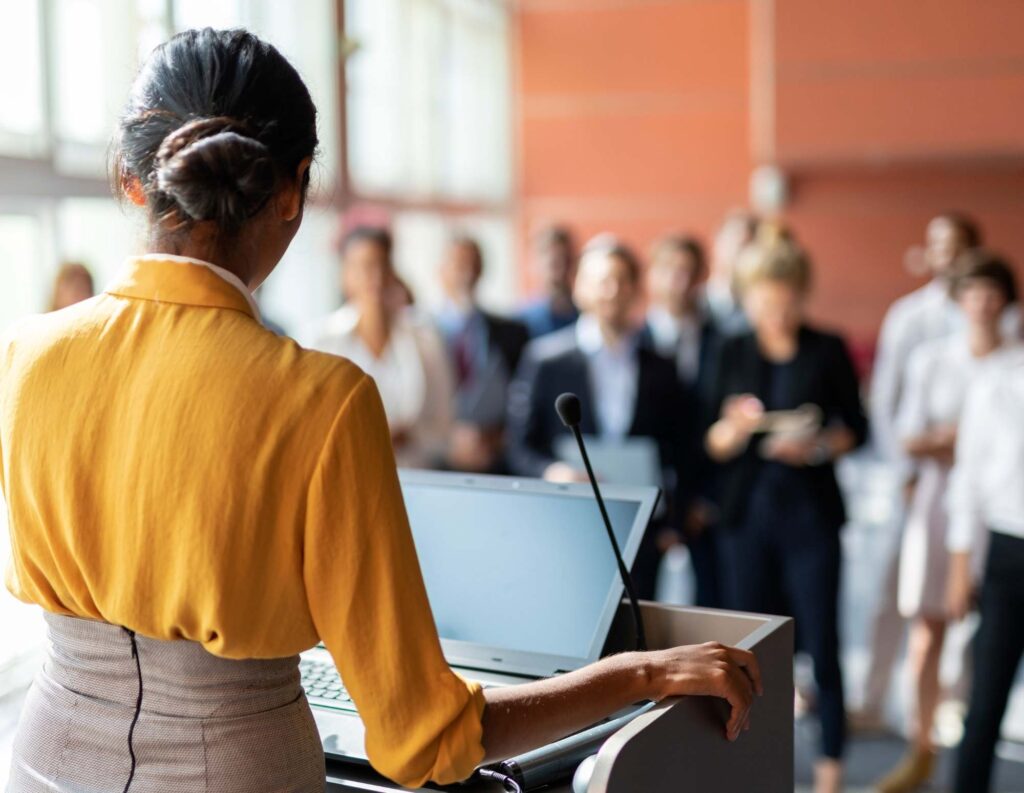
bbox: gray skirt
[7,613,325,792]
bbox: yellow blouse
[0,256,484,788]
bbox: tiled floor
[3,451,1024,791]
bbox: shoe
[874,747,935,793]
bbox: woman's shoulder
[798,324,854,358]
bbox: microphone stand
[566,422,648,652]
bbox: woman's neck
[757,328,799,362]
[147,229,256,288]
[968,323,1001,358]
[357,301,393,359]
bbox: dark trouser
[720,498,845,760]
[632,526,661,602]
[689,525,722,608]
[954,530,1024,793]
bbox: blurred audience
[876,253,1020,792]
[945,336,1024,793]
[305,226,453,468]
[641,233,722,606]
[705,226,867,793]
[507,236,693,600]
[519,225,579,338]
[287,208,1024,787]
[49,262,94,311]
[705,209,757,336]
[857,212,983,729]
[436,235,529,473]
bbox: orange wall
[514,0,1024,348]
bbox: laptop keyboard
[300,657,500,714]
[300,658,358,712]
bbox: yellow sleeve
[304,376,485,787]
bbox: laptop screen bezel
[397,469,660,679]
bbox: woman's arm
[896,347,954,463]
[706,395,765,462]
[903,425,957,464]
[481,643,763,762]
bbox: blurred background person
[945,339,1024,793]
[642,233,722,606]
[705,227,867,793]
[643,234,717,398]
[507,236,692,600]
[856,212,983,731]
[305,226,453,468]
[518,225,579,339]
[436,235,529,473]
[49,263,94,312]
[705,209,757,337]
[876,253,1019,792]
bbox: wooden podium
[326,601,793,792]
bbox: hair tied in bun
[155,116,276,231]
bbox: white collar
[576,314,636,358]
[135,253,261,321]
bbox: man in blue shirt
[519,225,580,338]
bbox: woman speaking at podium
[2,29,760,792]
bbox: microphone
[555,392,647,652]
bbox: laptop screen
[400,472,654,674]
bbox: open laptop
[302,469,659,768]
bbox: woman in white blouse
[946,320,1024,793]
[305,226,454,468]
[876,253,1019,793]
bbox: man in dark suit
[437,235,530,473]
[507,236,695,599]
[640,234,724,607]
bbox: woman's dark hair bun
[155,116,275,230]
[116,28,317,236]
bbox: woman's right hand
[481,642,763,763]
[707,395,765,461]
[644,642,763,741]
[721,394,765,437]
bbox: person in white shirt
[304,226,454,468]
[876,253,1019,793]
[856,212,983,728]
[945,340,1024,793]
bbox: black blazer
[638,314,722,416]
[481,311,530,379]
[506,327,696,522]
[707,325,868,531]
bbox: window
[345,0,512,203]
[0,0,46,157]
[341,0,515,320]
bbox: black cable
[571,424,647,652]
[474,767,524,793]
[121,628,144,793]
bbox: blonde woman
[706,227,867,793]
